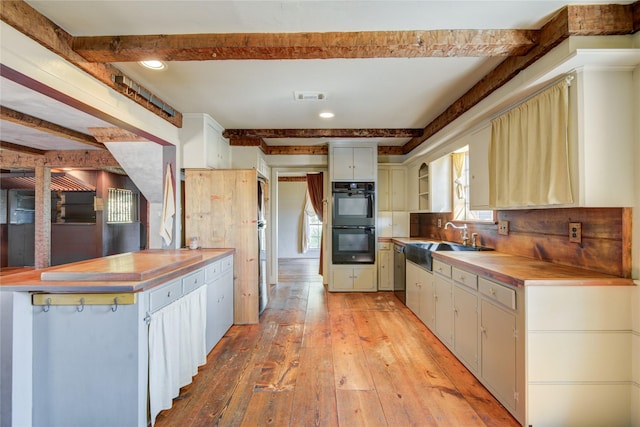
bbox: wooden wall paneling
[185,169,259,324]
[410,207,629,278]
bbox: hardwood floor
[155,258,519,427]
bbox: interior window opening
[452,146,493,222]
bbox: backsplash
[410,207,631,278]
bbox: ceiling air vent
[293,91,326,101]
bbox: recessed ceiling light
[319,112,335,119]
[139,60,167,70]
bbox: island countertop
[0,248,234,293]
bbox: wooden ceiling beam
[88,127,150,143]
[72,29,538,62]
[403,3,638,154]
[264,145,328,155]
[224,128,422,139]
[1,106,105,149]
[0,1,182,127]
[0,149,120,169]
[0,140,46,155]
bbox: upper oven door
[332,190,375,226]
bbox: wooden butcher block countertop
[0,248,234,293]
[432,251,632,288]
[391,237,632,288]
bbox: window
[452,147,493,222]
[307,214,322,249]
[107,188,140,223]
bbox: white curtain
[301,189,315,253]
[489,80,573,207]
[148,285,207,426]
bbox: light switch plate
[569,222,582,243]
[498,220,509,235]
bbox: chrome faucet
[444,222,469,246]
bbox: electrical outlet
[437,218,442,228]
[498,220,509,235]
[569,222,582,243]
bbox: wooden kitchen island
[0,249,234,427]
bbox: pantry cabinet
[330,145,376,181]
[378,166,406,211]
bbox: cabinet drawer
[379,242,391,250]
[452,267,477,290]
[183,269,205,294]
[205,260,222,282]
[221,255,233,273]
[479,278,516,310]
[150,279,182,312]
[433,259,451,278]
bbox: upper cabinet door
[390,168,406,210]
[469,127,491,210]
[330,145,376,181]
[352,147,376,180]
[331,147,356,180]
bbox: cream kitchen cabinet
[433,259,454,348]
[205,254,234,353]
[377,211,408,238]
[182,113,230,169]
[377,242,393,291]
[231,146,271,179]
[330,265,377,292]
[452,266,479,373]
[330,145,376,181]
[468,126,491,210]
[408,155,452,212]
[405,260,435,328]
[378,166,406,211]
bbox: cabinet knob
[490,288,496,295]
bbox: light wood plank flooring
[155,258,520,427]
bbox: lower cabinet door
[434,275,453,348]
[480,299,517,410]
[453,284,478,373]
[353,266,376,290]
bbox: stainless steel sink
[404,241,493,270]
[431,242,494,252]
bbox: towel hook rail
[77,297,85,312]
[112,297,119,312]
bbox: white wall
[277,181,315,259]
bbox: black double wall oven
[332,182,376,264]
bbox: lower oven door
[332,226,375,264]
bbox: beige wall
[277,181,318,259]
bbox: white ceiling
[1,0,637,152]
